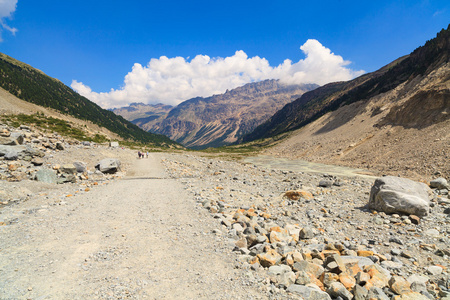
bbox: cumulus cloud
[72,39,365,109]
[0,0,18,41]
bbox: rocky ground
[0,123,449,299]
[162,153,450,299]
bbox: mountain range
[114,80,317,149]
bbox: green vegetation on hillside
[0,113,109,143]
[0,53,177,147]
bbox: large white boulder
[368,176,431,216]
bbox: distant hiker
[146,151,149,158]
[138,151,141,159]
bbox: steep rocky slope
[110,103,172,130]
[251,26,450,180]
[243,25,449,143]
[149,80,317,149]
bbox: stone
[355,271,370,286]
[327,281,353,300]
[393,292,430,299]
[35,169,57,184]
[286,284,332,300]
[31,158,44,166]
[368,176,431,216]
[4,150,18,160]
[109,141,119,148]
[353,284,368,300]
[283,190,314,200]
[57,174,76,184]
[430,177,449,189]
[410,215,420,225]
[410,281,427,293]
[406,274,429,286]
[319,179,333,188]
[268,265,291,275]
[60,164,77,175]
[381,260,403,270]
[300,226,316,239]
[279,271,296,287]
[95,158,121,174]
[235,237,247,249]
[364,264,391,289]
[339,273,356,290]
[425,265,443,275]
[424,229,440,237]
[389,275,412,295]
[340,256,376,270]
[232,223,244,232]
[292,260,324,278]
[357,250,374,257]
[73,161,87,173]
[0,132,24,145]
[325,254,346,274]
[367,286,390,300]
[257,249,282,267]
[55,142,64,150]
[322,272,339,287]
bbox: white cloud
[0,0,18,41]
[72,39,365,109]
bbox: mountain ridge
[146,79,318,148]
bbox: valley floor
[1,150,449,299]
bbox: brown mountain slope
[111,103,172,130]
[150,80,318,149]
[263,61,450,180]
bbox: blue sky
[0,0,449,108]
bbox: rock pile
[0,123,123,205]
[162,154,450,299]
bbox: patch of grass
[0,113,109,142]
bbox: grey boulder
[95,158,121,174]
[0,132,24,145]
[73,161,87,173]
[35,169,58,184]
[4,150,19,160]
[368,176,431,216]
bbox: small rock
[430,177,449,189]
[319,179,333,188]
[300,227,316,239]
[425,265,443,275]
[257,249,282,267]
[327,281,353,300]
[286,284,331,300]
[389,275,412,295]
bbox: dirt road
[0,154,264,299]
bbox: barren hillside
[264,62,450,180]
